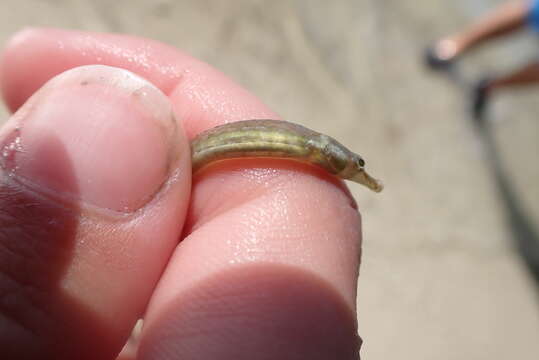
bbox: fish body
[191,119,383,193]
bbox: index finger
[1,28,363,359]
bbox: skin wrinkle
[0,270,44,337]
[0,143,86,358]
[0,185,72,291]
[0,311,35,344]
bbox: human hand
[0,28,362,360]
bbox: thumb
[0,65,190,359]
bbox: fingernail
[0,65,180,213]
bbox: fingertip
[139,264,361,360]
[1,27,186,111]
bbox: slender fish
[191,119,383,192]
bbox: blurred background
[1,0,538,358]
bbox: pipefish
[190,119,383,192]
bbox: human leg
[427,1,531,68]
[472,60,539,120]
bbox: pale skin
[434,0,539,92]
[0,28,363,360]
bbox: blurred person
[425,0,539,121]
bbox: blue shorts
[528,0,539,32]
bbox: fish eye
[356,156,365,168]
